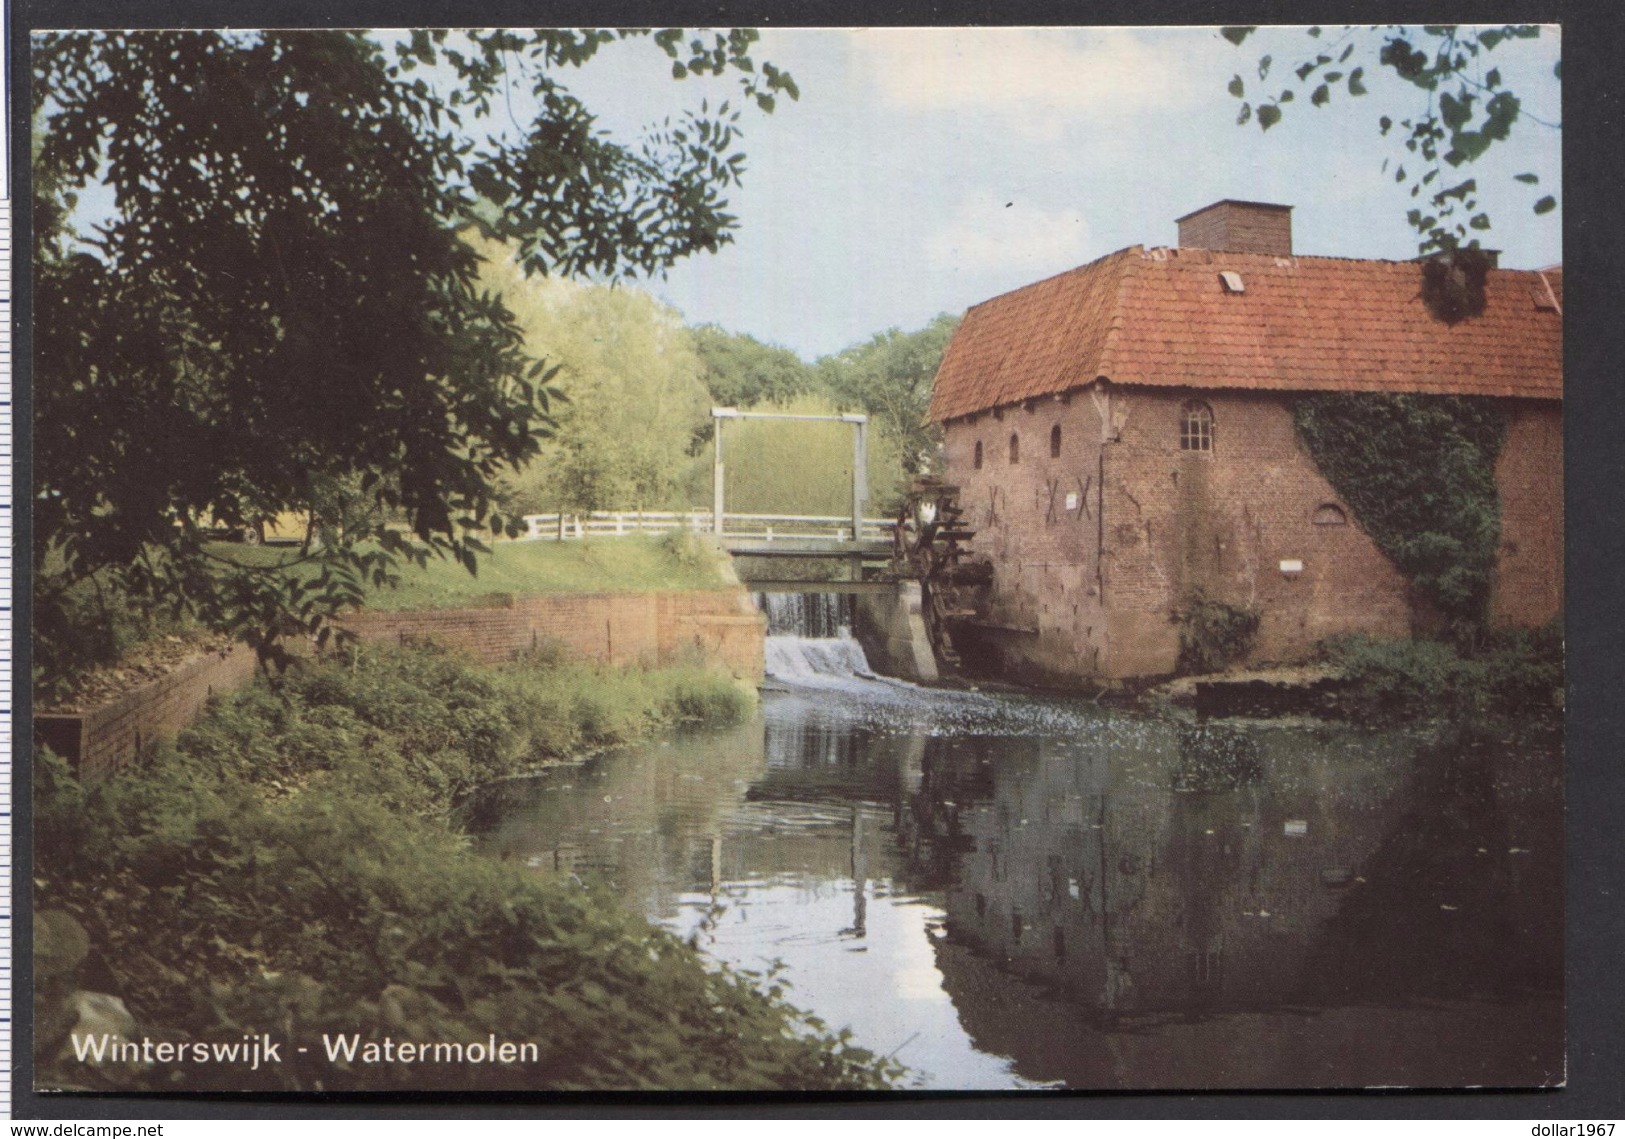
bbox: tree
[33,29,794,682]
[816,314,961,476]
[691,324,819,411]
[1222,25,1559,253]
[470,234,712,518]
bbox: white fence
[521,510,896,543]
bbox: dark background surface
[10,0,1621,1121]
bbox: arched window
[1009,433,1021,464]
[1050,424,1062,458]
[1313,503,1348,526]
[973,440,983,470]
[1180,401,1214,452]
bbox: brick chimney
[1176,199,1293,256]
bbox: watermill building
[927,200,1563,682]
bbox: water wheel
[893,478,987,668]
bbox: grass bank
[35,645,900,1092]
[376,533,731,609]
[221,530,734,610]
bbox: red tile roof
[928,245,1563,423]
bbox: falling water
[756,591,852,637]
[755,592,876,681]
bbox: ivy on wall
[1293,393,1507,633]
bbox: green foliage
[365,534,731,610]
[36,648,897,1091]
[1324,634,1474,720]
[1222,25,1557,253]
[815,314,962,476]
[33,28,791,687]
[33,564,203,705]
[685,394,907,516]
[471,235,714,517]
[1293,393,1506,633]
[658,526,728,578]
[1323,627,1562,722]
[692,324,820,411]
[1175,596,1261,675]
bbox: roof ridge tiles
[964,244,1145,314]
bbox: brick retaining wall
[335,589,765,679]
[37,643,260,781]
[39,588,766,779]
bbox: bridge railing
[520,510,897,543]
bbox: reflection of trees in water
[473,697,1561,1088]
[1298,726,1563,1005]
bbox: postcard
[25,22,1569,1103]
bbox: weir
[755,592,877,683]
[754,587,938,684]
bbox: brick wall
[39,588,766,779]
[335,589,764,680]
[942,384,1560,680]
[1492,402,1564,626]
[943,394,1109,683]
[1176,201,1293,256]
[37,643,259,780]
[1101,388,1414,675]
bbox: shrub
[1323,634,1478,720]
[1175,595,1260,675]
[34,649,896,1092]
[1480,624,1565,711]
[1321,627,1562,722]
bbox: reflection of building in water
[478,687,1561,1087]
[918,721,1405,1019]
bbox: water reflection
[474,684,1562,1090]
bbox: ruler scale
[2,190,14,1120]
[4,0,17,1111]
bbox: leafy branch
[1222,25,1558,253]
[32,28,795,687]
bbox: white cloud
[847,27,1199,136]
[925,196,1095,277]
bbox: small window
[1050,423,1062,458]
[1009,433,1020,464]
[1313,503,1348,526]
[973,440,983,470]
[1180,401,1214,452]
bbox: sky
[51,25,1563,364]
[552,26,1562,361]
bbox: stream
[472,594,1563,1091]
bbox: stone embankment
[1146,664,1346,718]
